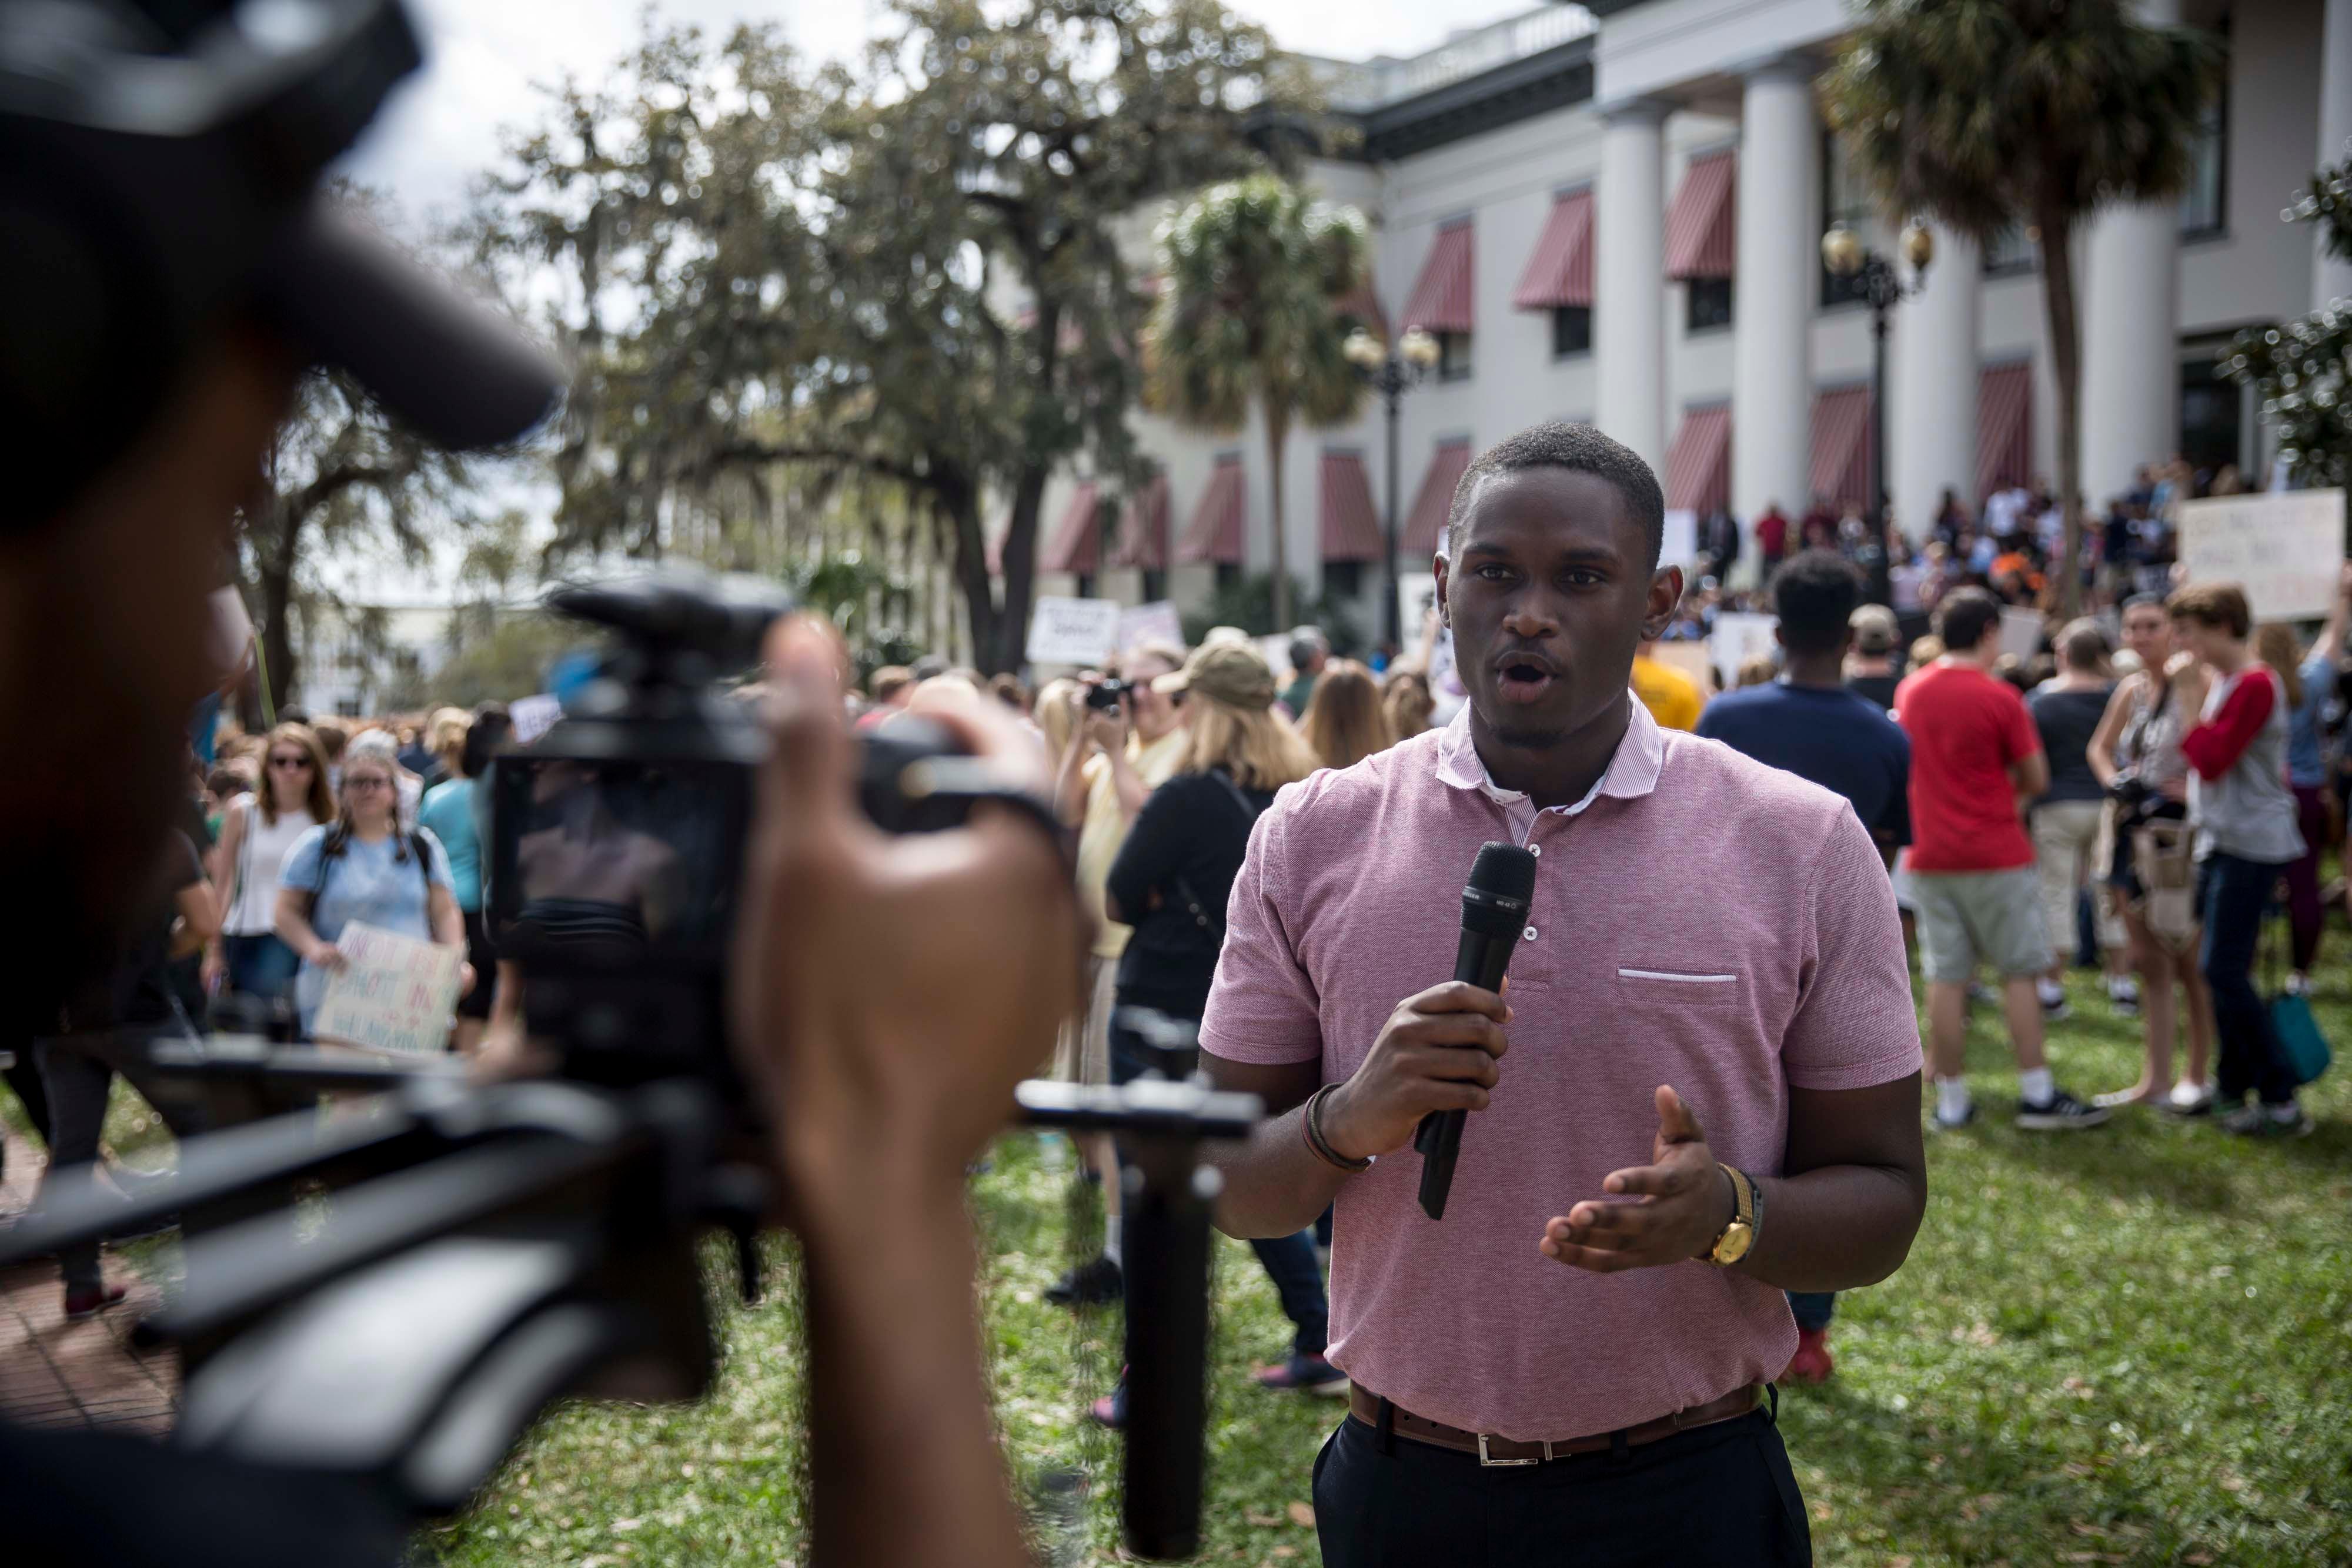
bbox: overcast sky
[347,0,1541,220]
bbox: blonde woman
[1299,658,1394,770]
[1097,643,1335,1419]
[1382,668,1435,741]
[206,722,333,1002]
[1034,676,1083,776]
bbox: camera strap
[1170,771,1262,941]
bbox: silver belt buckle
[1476,1432,1546,1467]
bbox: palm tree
[1147,176,1371,631]
[1823,0,2220,616]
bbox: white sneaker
[2284,972,2310,998]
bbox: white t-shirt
[223,798,323,936]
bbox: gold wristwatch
[1705,1163,1758,1267]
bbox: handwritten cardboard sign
[312,921,463,1056]
[1998,606,2045,660]
[2178,489,2344,623]
[1709,611,1780,686]
[507,693,563,745]
[1116,600,1185,656]
[1025,596,1124,667]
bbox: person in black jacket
[1098,641,1338,1418]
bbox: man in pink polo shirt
[1201,423,1927,1567]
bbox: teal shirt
[417,778,483,912]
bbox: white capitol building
[1014,0,2349,626]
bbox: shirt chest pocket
[1612,965,1745,1008]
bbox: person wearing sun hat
[1090,636,1334,1423]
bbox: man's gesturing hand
[1317,981,1509,1162]
[729,618,1086,1220]
[1539,1086,1736,1273]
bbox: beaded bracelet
[1302,1084,1374,1174]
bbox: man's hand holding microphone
[1315,981,1512,1161]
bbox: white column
[1730,57,1816,578]
[2080,0,2183,503]
[1595,101,1667,476]
[2318,0,2352,309]
[1891,226,1981,540]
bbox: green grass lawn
[18,958,2350,1566]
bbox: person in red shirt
[1895,589,2109,1132]
[1754,501,1790,576]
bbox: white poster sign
[1256,635,1297,680]
[1998,606,2045,660]
[1648,640,1715,696]
[1708,611,1779,685]
[1025,596,1124,667]
[1116,600,1185,656]
[507,693,563,746]
[2178,489,2345,623]
[311,921,464,1056]
[1661,509,1699,567]
[1396,571,1440,651]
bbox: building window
[1215,561,1243,591]
[1436,330,1474,382]
[1550,306,1591,359]
[337,698,363,718]
[2179,83,2227,238]
[1685,278,1733,333]
[1075,572,1095,599]
[1140,568,1166,603]
[1819,129,1874,309]
[2179,356,2244,477]
[1982,223,2036,276]
[1324,561,1365,597]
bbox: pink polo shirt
[1200,697,1920,1440]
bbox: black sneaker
[1045,1254,1123,1308]
[2016,1090,2110,1131]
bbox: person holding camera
[1198,424,1926,1568]
[2,8,1080,1566]
[1045,640,1187,1306]
[2087,593,2216,1111]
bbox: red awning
[1401,222,1475,335]
[1338,273,1389,343]
[1040,482,1101,575]
[1664,151,1736,281]
[1663,404,1732,515]
[1319,451,1385,563]
[1977,362,2034,500]
[1513,189,1595,310]
[1114,474,1170,570]
[1177,458,1247,564]
[1808,386,1872,511]
[1402,440,1474,556]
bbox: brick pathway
[0,1125,179,1434]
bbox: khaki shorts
[1912,867,2053,984]
[1051,957,1120,1086]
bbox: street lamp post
[1822,222,1935,607]
[1344,325,1441,650]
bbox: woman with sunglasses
[205,722,333,1004]
[276,748,470,1041]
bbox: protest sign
[1660,509,1699,568]
[1708,611,1779,685]
[1025,596,1123,667]
[1116,600,1185,655]
[1256,635,1296,680]
[1648,639,1715,694]
[507,693,562,746]
[311,921,465,1056]
[1397,572,1440,648]
[2177,489,2344,623]
[1999,606,2044,660]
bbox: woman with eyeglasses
[275,747,470,1040]
[205,722,333,1004]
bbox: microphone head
[1468,841,1538,902]
[1461,841,1538,937]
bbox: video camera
[1,572,1259,1561]
[1087,676,1137,710]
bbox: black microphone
[1414,841,1538,1221]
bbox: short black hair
[1935,587,2003,654]
[1771,550,1862,657]
[459,703,511,780]
[1444,422,1666,570]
